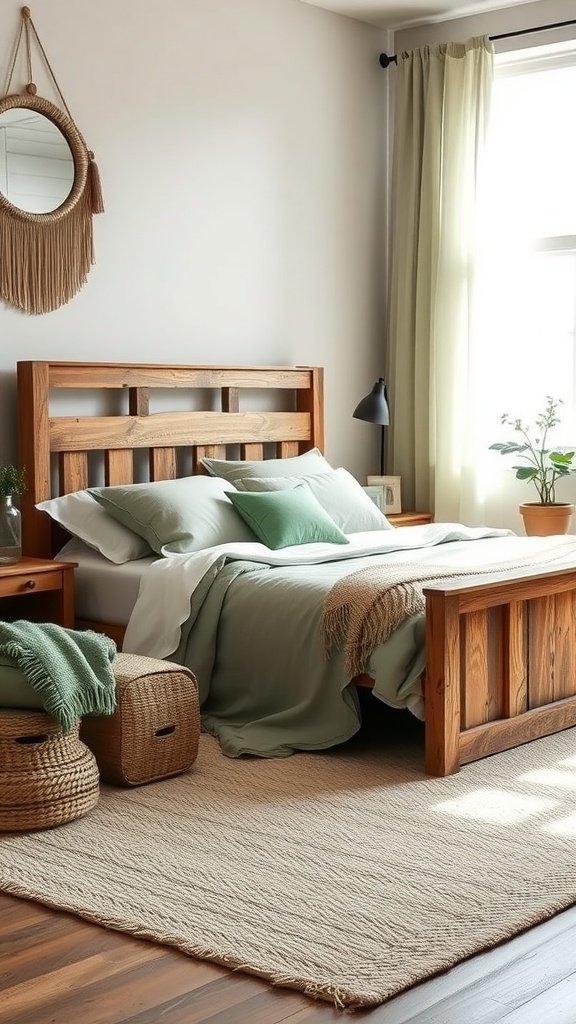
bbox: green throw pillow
[226,485,349,549]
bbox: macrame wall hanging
[0,6,104,314]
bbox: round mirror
[0,94,87,225]
[0,107,75,213]
[0,94,93,314]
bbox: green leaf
[550,451,576,467]
[490,442,529,455]
[0,465,26,496]
[514,467,538,481]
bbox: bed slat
[129,387,150,416]
[553,591,576,700]
[528,596,557,709]
[150,448,177,481]
[461,610,490,729]
[221,387,239,412]
[528,592,576,706]
[240,444,263,460]
[278,441,300,458]
[503,601,527,717]
[105,450,134,486]
[49,412,311,451]
[59,452,88,494]
[193,445,227,473]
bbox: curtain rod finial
[379,52,397,68]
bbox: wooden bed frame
[17,360,576,777]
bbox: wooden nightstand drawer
[0,569,62,599]
[0,558,76,627]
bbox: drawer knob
[23,578,37,590]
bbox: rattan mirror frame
[0,92,88,222]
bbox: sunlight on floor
[557,755,576,769]
[517,769,576,790]
[432,787,557,823]
[541,813,576,837]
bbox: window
[475,41,576,446]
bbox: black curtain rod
[379,17,576,67]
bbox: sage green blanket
[0,621,116,732]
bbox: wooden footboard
[423,566,576,776]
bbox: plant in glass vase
[0,465,26,564]
[489,397,575,536]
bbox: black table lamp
[353,378,390,476]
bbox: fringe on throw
[321,539,576,677]
[0,184,96,315]
[322,575,426,677]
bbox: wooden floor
[3,702,576,1023]
[3,894,576,1024]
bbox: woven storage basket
[0,709,100,832]
[80,653,200,786]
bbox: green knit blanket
[0,620,116,732]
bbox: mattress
[57,539,157,626]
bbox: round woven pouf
[0,709,100,832]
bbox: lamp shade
[352,378,390,426]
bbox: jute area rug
[1,728,576,1009]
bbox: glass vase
[0,494,22,565]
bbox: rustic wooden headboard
[17,361,324,558]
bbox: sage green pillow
[0,657,43,709]
[201,447,332,487]
[237,468,394,533]
[90,476,256,555]
[226,485,349,549]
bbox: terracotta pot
[519,502,575,537]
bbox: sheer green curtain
[387,37,494,521]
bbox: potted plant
[0,465,26,564]
[489,397,575,536]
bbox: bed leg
[424,594,461,776]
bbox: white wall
[395,0,576,51]
[0,0,388,478]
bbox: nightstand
[388,512,433,527]
[0,558,76,627]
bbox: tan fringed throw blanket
[321,543,576,676]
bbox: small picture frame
[366,475,402,515]
[362,485,385,512]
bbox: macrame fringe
[0,186,95,315]
[87,151,105,215]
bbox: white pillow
[237,468,394,533]
[36,491,153,564]
[201,447,332,486]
